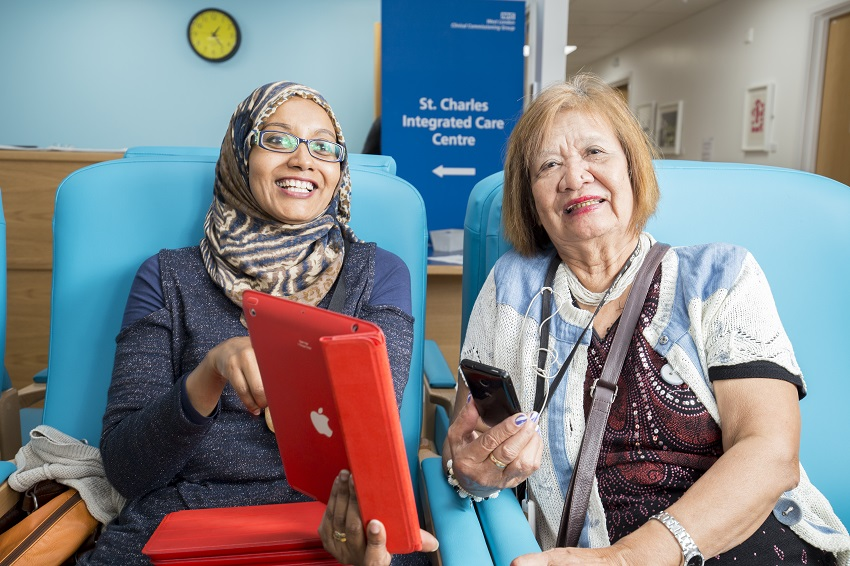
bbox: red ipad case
[320,332,421,554]
[241,291,421,554]
[141,501,335,565]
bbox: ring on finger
[489,452,508,469]
[333,530,348,542]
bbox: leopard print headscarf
[200,82,357,317]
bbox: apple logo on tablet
[310,408,333,438]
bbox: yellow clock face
[188,8,241,62]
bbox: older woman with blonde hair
[443,73,849,565]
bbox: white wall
[0,0,380,151]
[582,0,847,170]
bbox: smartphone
[459,359,522,427]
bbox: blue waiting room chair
[0,151,496,565]
[421,160,850,565]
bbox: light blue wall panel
[0,0,380,151]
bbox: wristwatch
[650,510,705,566]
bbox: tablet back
[242,290,421,554]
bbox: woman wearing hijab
[78,82,436,565]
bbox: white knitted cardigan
[461,242,850,564]
[8,425,126,524]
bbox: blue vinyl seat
[0,151,493,565]
[422,161,850,564]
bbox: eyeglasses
[250,129,345,163]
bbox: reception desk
[0,149,462,392]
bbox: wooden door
[816,12,850,185]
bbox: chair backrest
[462,161,850,522]
[41,155,428,504]
[123,147,398,175]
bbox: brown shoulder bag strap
[556,242,670,548]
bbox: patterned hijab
[199,82,357,316]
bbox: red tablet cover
[141,501,335,564]
[241,290,421,554]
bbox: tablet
[242,290,421,554]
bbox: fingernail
[514,413,528,426]
[368,520,381,534]
[467,393,472,404]
[530,411,540,423]
[339,469,350,481]
[536,424,541,434]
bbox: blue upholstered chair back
[39,153,427,504]
[462,161,850,525]
[123,146,398,175]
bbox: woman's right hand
[444,395,542,497]
[185,336,265,417]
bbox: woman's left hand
[318,470,439,566]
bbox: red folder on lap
[142,501,336,565]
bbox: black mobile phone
[459,358,522,427]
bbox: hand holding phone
[459,359,521,428]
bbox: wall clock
[187,8,241,62]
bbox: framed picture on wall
[742,82,774,152]
[656,100,683,156]
[635,102,656,137]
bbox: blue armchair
[0,150,498,565]
[425,161,850,564]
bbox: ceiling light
[564,45,577,55]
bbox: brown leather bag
[0,485,98,565]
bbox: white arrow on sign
[432,165,476,178]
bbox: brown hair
[503,73,660,256]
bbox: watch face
[187,8,241,62]
[686,556,704,566]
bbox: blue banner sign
[382,0,525,232]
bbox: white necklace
[562,233,653,306]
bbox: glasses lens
[308,140,343,162]
[261,131,299,152]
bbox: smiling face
[530,109,635,254]
[248,96,342,225]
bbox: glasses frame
[250,129,346,163]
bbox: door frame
[801,0,850,172]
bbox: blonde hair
[503,73,660,256]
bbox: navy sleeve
[370,247,413,317]
[122,255,164,329]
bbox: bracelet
[446,459,501,502]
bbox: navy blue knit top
[80,242,417,565]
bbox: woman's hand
[319,470,439,566]
[185,336,265,416]
[445,395,542,497]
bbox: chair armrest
[0,461,15,484]
[423,341,457,413]
[423,340,456,389]
[422,340,457,455]
[419,455,494,566]
[32,369,48,384]
[475,494,541,565]
[17,383,46,408]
